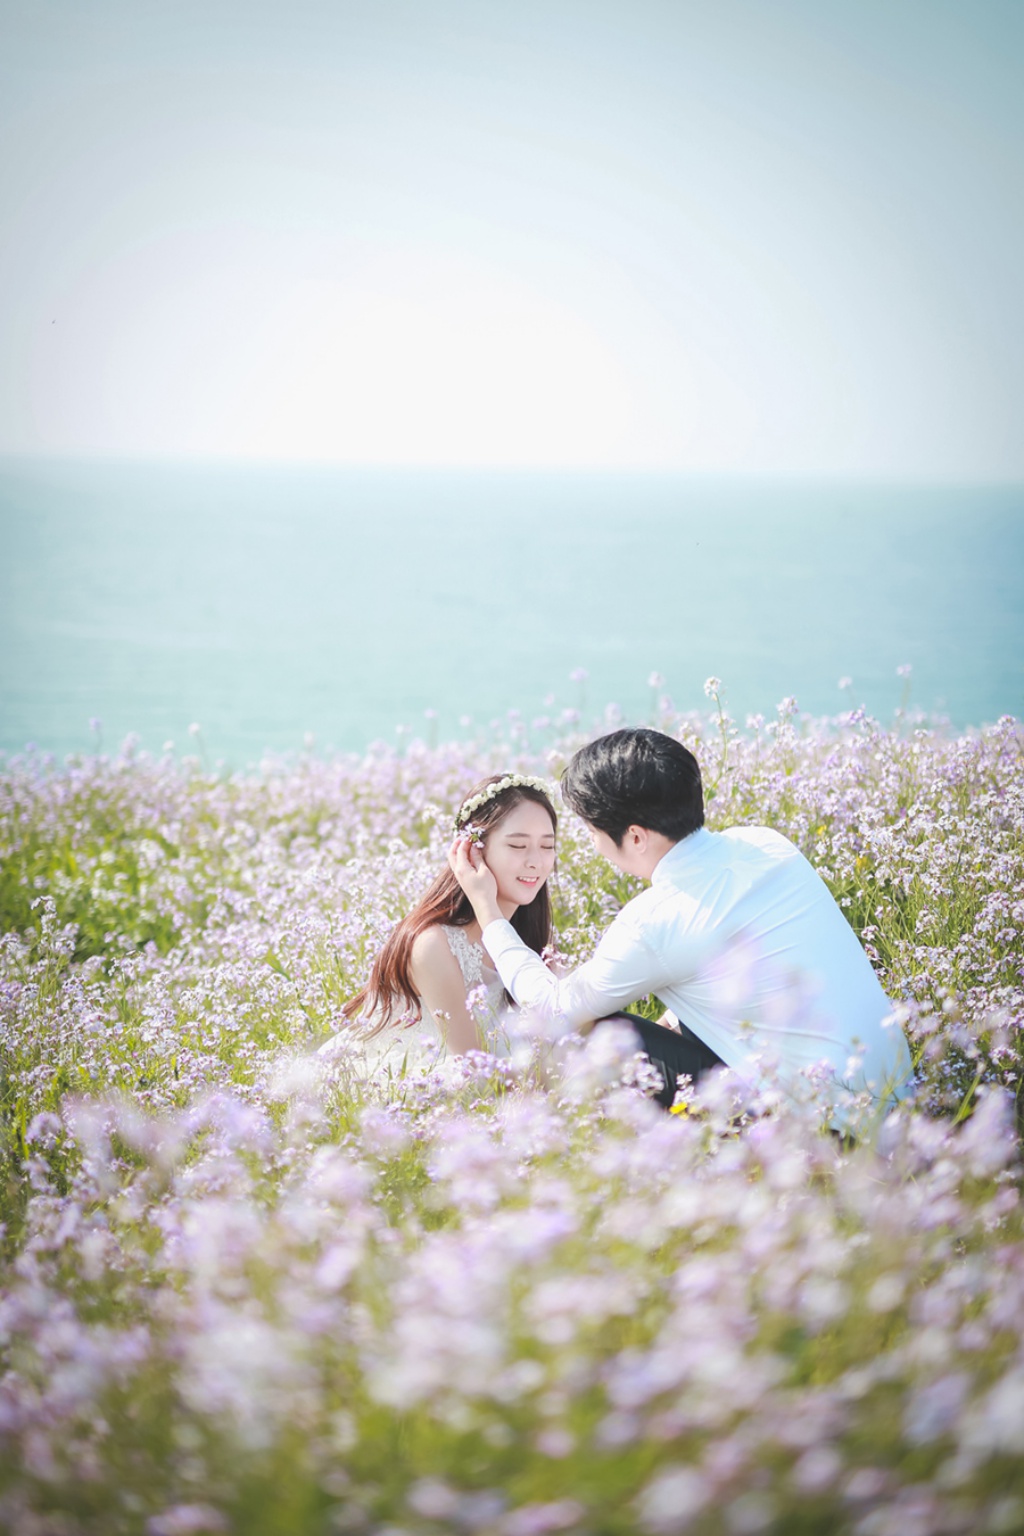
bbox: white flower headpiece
[455,774,553,827]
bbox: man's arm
[484,915,666,1031]
[449,837,666,1031]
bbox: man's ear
[624,825,650,852]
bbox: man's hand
[448,835,503,928]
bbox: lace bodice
[437,925,509,1050]
[319,923,511,1072]
[442,924,490,990]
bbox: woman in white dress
[340,774,557,1057]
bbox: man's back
[620,825,912,1099]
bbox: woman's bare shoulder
[410,924,453,962]
[409,924,460,983]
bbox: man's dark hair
[560,728,704,846]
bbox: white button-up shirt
[484,824,912,1103]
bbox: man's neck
[634,832,679,881]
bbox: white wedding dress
[318,924,513,1075]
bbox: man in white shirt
[450,728,912,1113]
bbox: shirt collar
[650,825,712,886]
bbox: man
[450,727,912,1114]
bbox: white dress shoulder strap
[442,924,486,989]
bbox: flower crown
[455,774,552,827]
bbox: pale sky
[1,0,1021,475]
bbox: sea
[2,458,1022,768]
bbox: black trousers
[599,1011,723,1109]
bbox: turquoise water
[1,458,1021,766]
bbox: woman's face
[483,800,556,907]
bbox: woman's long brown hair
[342,776,557,1034]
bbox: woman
[340,773,557,1056]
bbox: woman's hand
[448,834,503,927]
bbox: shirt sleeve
[482,912,667,1031]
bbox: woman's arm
[408,927,484,1055]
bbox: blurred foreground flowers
[0,699,1022,1534]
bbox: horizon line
[1,450,1022,491]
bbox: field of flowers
[1,696,1022,1536]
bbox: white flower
[456,774,552,826]
[639,1467,710,1531]
[148,1506,228,1536]
[703,676,722,697]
